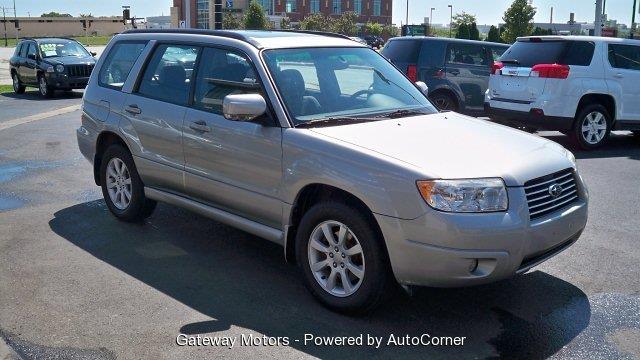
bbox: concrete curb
[0,334,21,360]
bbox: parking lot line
[0,105,81,132]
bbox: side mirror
[27,53,37,60]
[415,81,429,95]
[90,51,97,57]
[223,93,267,122]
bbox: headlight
[55,64,65,73]
[46,65,55,73]
[417,178,508,213]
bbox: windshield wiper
[295,116,380,128]
[375,109,428,119]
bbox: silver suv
[77,30,588,314]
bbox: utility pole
[632,0,637,39]
[2,7,7,47]
[405,0,408,26]
[429,7,435,36]
[594,0,603,36]
[12,0,17,42]
[448,4,452,38]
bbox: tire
[11,72,26,94]
[571,104,611,150]
[295,201,394,315]
[38,74,54,98]
[429,92,458,112]
[100,144,157,222]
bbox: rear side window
[381,40,421,63]
[98,41,147,90]
[19,43,29,57]
[490,46,508,61]
[137,44,200,106]
[500,40,594,67]
[608,44,640,71]
[26,43,37,58]
[14,43,23,57]
[193,47,260,113]
[446,43,490,66]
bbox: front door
[122,43,200,192]
[606,43,640,122]
[23,42,39,84]
[182,47,283,228]
[444,42,491,111]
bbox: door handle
[125,104,141,115]
[189,120,211,133]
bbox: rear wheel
[429,92,458,112]
[571,104,611,150]
[100,144,156,222]
[38,75,54,98]
[12,72,25,94]
[295,201,394,315]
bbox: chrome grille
[525,168,579,220]
[67,64,94,77]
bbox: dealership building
[170,0,391,29]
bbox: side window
[26,43,37,59]
[446,44,488,66]
[563,41,595,66]
[14,43,23,57]
[490,46,508,61]
[193,47,261,113]
[98,41,147,90]
[19,43,29,57]
[137,44,200,106]
[608,44,640,71]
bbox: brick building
[170,0,391,29]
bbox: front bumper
[376,183,588,287]
[46,73,90,89]
[485,103,575,131]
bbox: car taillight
[407,64,417,82]
[491,61,504,75]
[530,64,570,79]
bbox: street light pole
[405,0,409,26]
[2,7,8,47]
[632,0,637,39]
[429,7,435,36]
[12,0,17,42]
[594,0,602,36]
[448,4,452,38]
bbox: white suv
[485,36,640,149]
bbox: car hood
[309,112,574,186]
[44,56,95,66]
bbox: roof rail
[269,29,352,40]
[121,28,261,48]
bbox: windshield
[39,41,90,58]
[262,47,437,125]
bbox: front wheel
[100,144,157,222]
[429,92,458,112]
[38,75,54,98]
[12,72,25,94]
[571,104,611,150]
[295,201,394,315]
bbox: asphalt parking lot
[0,91,639,359]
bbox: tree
[501,0,536,43]
[223,11,243,29]
[452,11,476,31]
[532,26,550,36]
[382,24,398,38]
[364,21,383,36]
[280,16,291,30]
[456,23,470,39]
[244,1,268,30]
[41,12,72,17]
[332,12,358,36]
[79,13,93,18]
[299,13,333,31]
[486,25,502,42]
[469,22,480,40]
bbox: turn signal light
[530,64,570,79]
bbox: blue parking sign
[226,0,233,7]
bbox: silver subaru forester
[77,29,588,314]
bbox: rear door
[23,42,39,84]
[380,39,422,81]
[444,42,491,110]
[606,43,640,121]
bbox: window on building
[332,0,341,14]
[193,47,261,114]
[137,45,200,105]
[353,0,361,14]
[98,42,148,90]
[286,0,297,12]
[310,0,320,12]
[197,0,210,29]
[258,0,273,15]
[373,0,381,16]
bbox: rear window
[381,40,422,63]
[500,40,595,67]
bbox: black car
[382,37,509,115]
[9,37,96,98]
[364,35,384,49]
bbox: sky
[2,0,637,26]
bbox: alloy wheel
[581,111,607,145]
[12,74,19,92]
[307,220,365,297]
[106,157,133,210]
[39,77,48,96]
